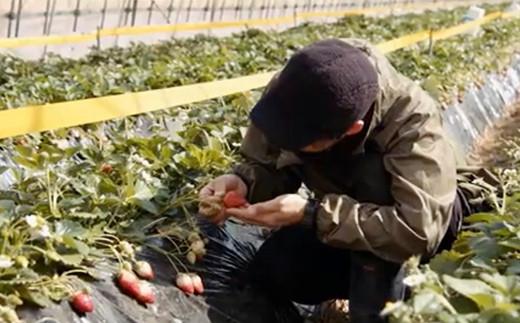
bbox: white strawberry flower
[30,224,51,240]
[0,255,14,268]
[24,215,38,228]
[402,274,426,287]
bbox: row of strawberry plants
[0,3,508,110]
[0,5,519,323]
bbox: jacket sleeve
[314,86,458,264]
[231,73,303,203]
[231,124,302,203]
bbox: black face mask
[294,105,374,165]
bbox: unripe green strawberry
[186,251,197,265]
[134,261,154,280]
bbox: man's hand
[198,174,248,225]
[225,194,307,228]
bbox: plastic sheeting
[442,54,520,154]
[18,220,304,323]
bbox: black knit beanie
[250,39,379,150]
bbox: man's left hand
[225,194,307,228]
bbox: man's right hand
[198,174,248,225]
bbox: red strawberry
[189,273,204,294]
[176,273,194,294]
[117,269,140,297]
[71,292,94,313]
[136,282,155,304]
[101,164,113,174]
[134,261,154,280]
[196,249,206,260]
[223,191,247,208]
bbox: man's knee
[348,252,406,323]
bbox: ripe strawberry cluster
[71,259,206,315]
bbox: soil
[469,102,520,168]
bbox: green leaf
[60,253,84,265]
[480,273,520,296]
[128,180,154,200]
[54,220,86,238]
[506,260,520,275]
[62,236,90,255]
[499,239,520,251]
[465,212,505,224]
[65,146,82,158]
[135,199,159,214]
[0,199,15,211]
[18,287,53,308]
[412,291,444,314]
[0,166,9,175]
[14,145,34,158]
[443,275,497,309]
[58,197,84,209]
[469,235,499,259]
[11,155,39,169]
[429,250,466,275]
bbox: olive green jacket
[232,38,459,264]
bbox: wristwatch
[300,198,320,229]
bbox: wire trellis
[2,0,499,38]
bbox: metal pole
[203,0,211,21]
[220,0,227,20]
[14,0,23,37]
[147,0,155,25]
[72,0,81,32]
[41,0,51,35]
[261,0,268,18]
[152,0,170,23]
[7,0,16,37]
[131,0,138,26]
[96,26,101,49]
[100,0,108,28]
[248,0,256,19]
[46,0,56,35]
[166,0,174,22]
[234,0,241,20]
[42,0,56,57]
[209,0,218,22]
[122,0,131,26]
[175,0,183,24]
[186,0,194,22]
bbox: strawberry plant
[0,3,518,320]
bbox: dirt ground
[469,102,520,168]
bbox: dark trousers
[247,225,406,323]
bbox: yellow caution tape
[377,30,432,54]
[0,0,483,49]
[0,10,516,139]
[0,72,276,139]
[431,12,502,41]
